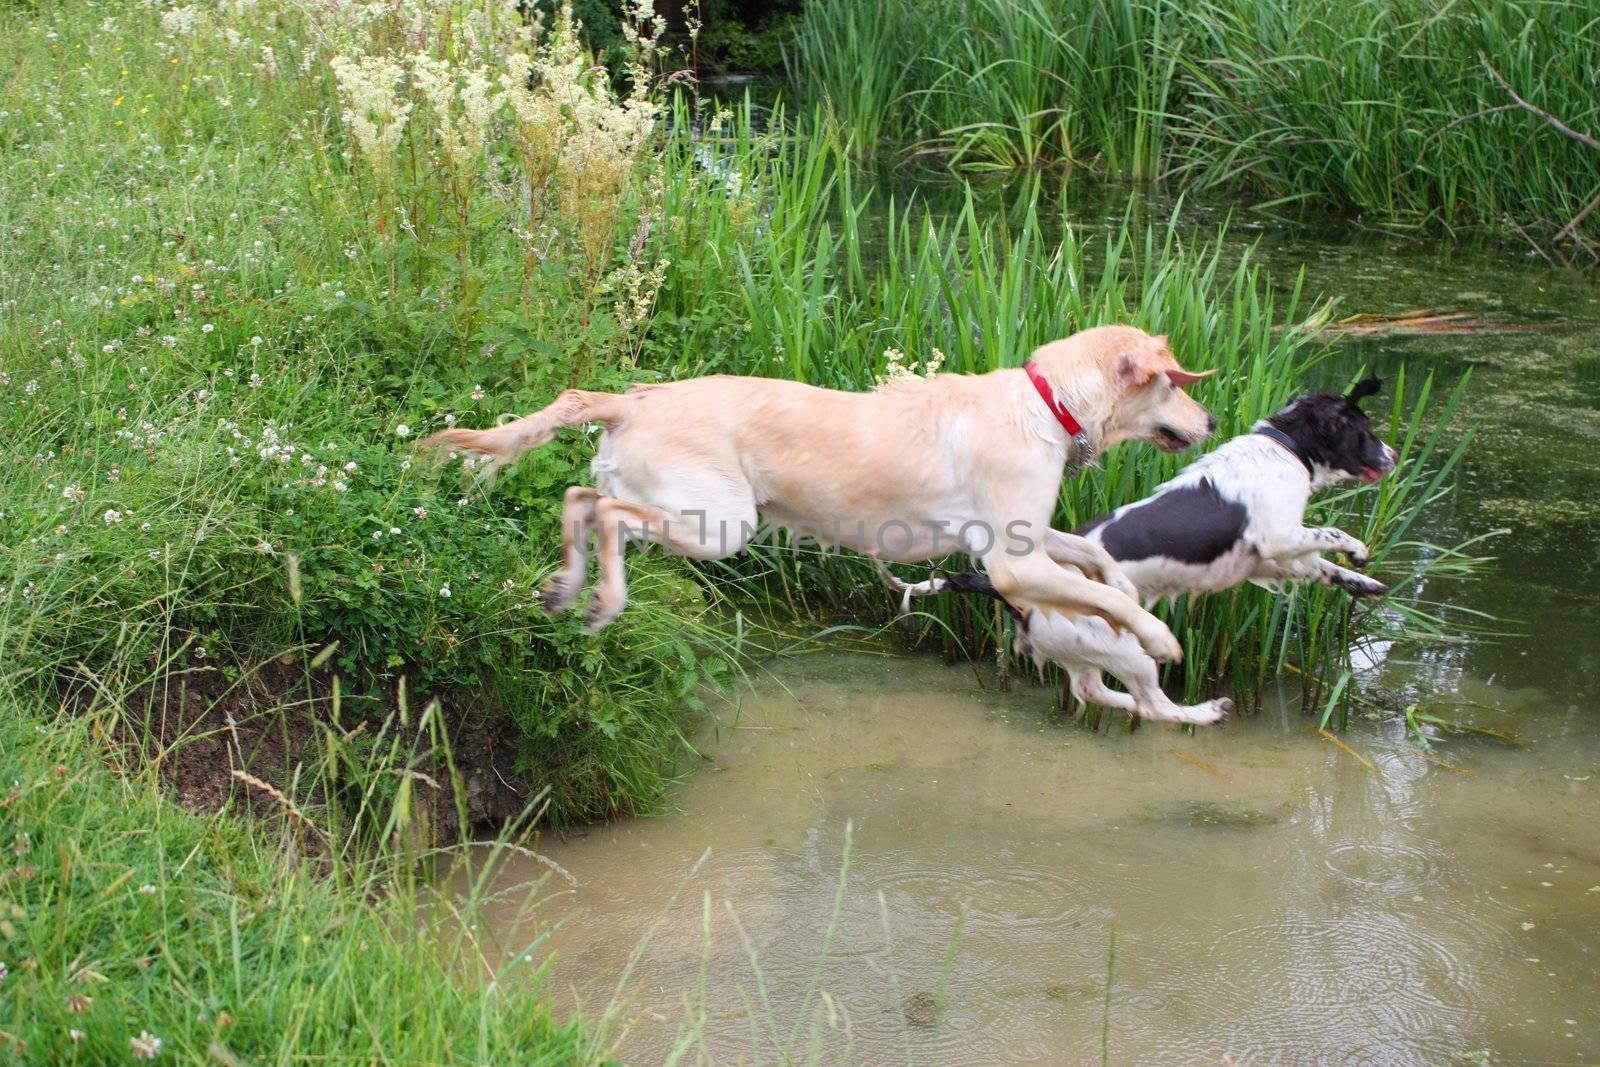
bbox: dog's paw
[583,597,623,632]
[1165,698,1231,726]
[1138,697,1229,726]
[539,575,580,614]
[1343,572,1388,598]
[1344,539,1371,567]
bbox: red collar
[1022,360,1083,435]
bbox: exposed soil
[70,658,541,846]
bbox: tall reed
[790,0,1600,248]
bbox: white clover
[394,424,410,438]
[438,585,451,598]
[103,509,123,526]
[130,1030,161,1059]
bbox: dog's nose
[1206,413,1218,433]
[1382,443,1398,469]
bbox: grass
[0,689,592,1063]
[789,0,1600,251]
[0,0,745,825]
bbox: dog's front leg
[1043,530,1139,601]
[985,550,1182,663]
[1255,526,1370,567]
[1252,556,1387,598]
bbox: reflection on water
[465,184,1600,1064]
[475,654,1600,1065]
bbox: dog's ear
[1346,376,1382,405]
[1116,348,1160,386]
[1166,366,1216,389]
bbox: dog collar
[1257,425,1315,478]
[1023,361,1096,474]
[1022,360,1083,434]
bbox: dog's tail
[874,562,1006,614]
[420,388,630,473]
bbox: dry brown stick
[1480,56,1600,150]
[1478,56,1600,247]
[1553,185,1600,242]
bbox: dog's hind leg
[1104,634,1231,725]
[1044,620,1225,726]
[1068,668,1137,714]
[587,495,757,630]
[541,485,599,614]
[984,550,1182,664]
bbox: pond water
[471,188,1600,1064]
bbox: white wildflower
[330,55,412,177]
[160,5,197,36]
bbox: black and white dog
[881,378,1397,725]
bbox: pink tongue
[1361,467,1383,482]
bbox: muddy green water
[474,192,1600,1064]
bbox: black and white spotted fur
[883,378,1397,725]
